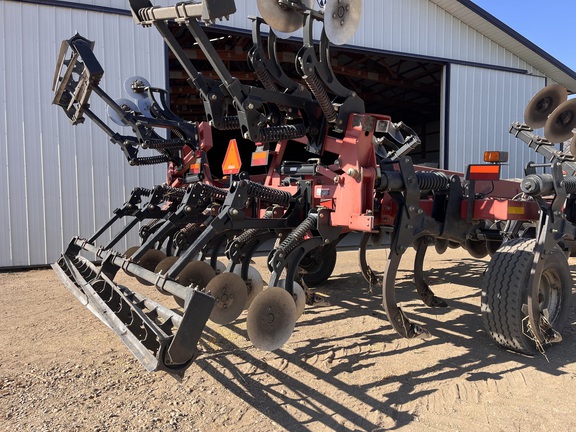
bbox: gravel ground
[2,246,576,431]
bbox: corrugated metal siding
[0,0,564,267]
[0,2,167,267]
[231,0,541,76]
[39,0,173,9]
[447,64,546,179]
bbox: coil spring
[561,177,576,194]
[192,182,228,202]
[233,209,274,245]
[140,218,162,240]
[129,155,170,166]
[254,67,277,92]
[254,68,290,113]
[134,187,153,197]
[256,124,307,143]
[143,138,186,150]
[242,180,292,206]
[521,174,576,196]
[276,213,318,258]
[303,72,337,123]
[174,223,201,248]
[161,186,186,200]
[179,223,199,236]
[416,171,450,191]
[221,116,241,130]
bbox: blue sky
[472,1,575,71]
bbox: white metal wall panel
[447,65,546,179]
[230,0,542,76]
[351,0,540,75]
[0,0,563,268]
[47,0,173,9]
[0,1,167,267]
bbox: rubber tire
[481,238,572,354]
[301,246,337,287]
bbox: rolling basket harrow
[51,0,576,377]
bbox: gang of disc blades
[544,99,576,143]
[524,84,567,129]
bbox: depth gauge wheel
[481,238,572,354]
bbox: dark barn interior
[167,25,444,177]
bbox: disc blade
[124,246,139,258]
[233,265,264,309]
[154,256,180,275]
[278,279,306,318]
[122,245,140,277]
[135,249,167,286]
[177,261,216,289]
[124,75,150,100]
[107,98,139,126]
[324,0,362,45]
[524,84,567,129]
[257,0,312,34]
[544,99,576,143]
[247,287,297,351]
[136,97,154,118]
[206,273,248,325]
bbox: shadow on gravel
[190,254,576,431]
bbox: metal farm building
[2,0,576,268]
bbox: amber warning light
[484,151,509,163]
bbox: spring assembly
[377,170,450,192]
[191,182,227,203]
[221,116,241,130]
[521,174,576,196]
[161,186,186,201]
[416,171,451,191]
[256,123,307,143]
[142,138,187,150]
[133,187,153,197]
[254,67,277,92]
[139,218,163,241]
[275,213,318,258]
[174,223,201,249]
[303,72,337,124]
[239,180,292,206]
[233,208,274,245]
[254,67,290,113]
[129,155,170,166]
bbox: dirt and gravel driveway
[2,246,576,431]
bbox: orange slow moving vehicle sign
[222,139,242,175]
